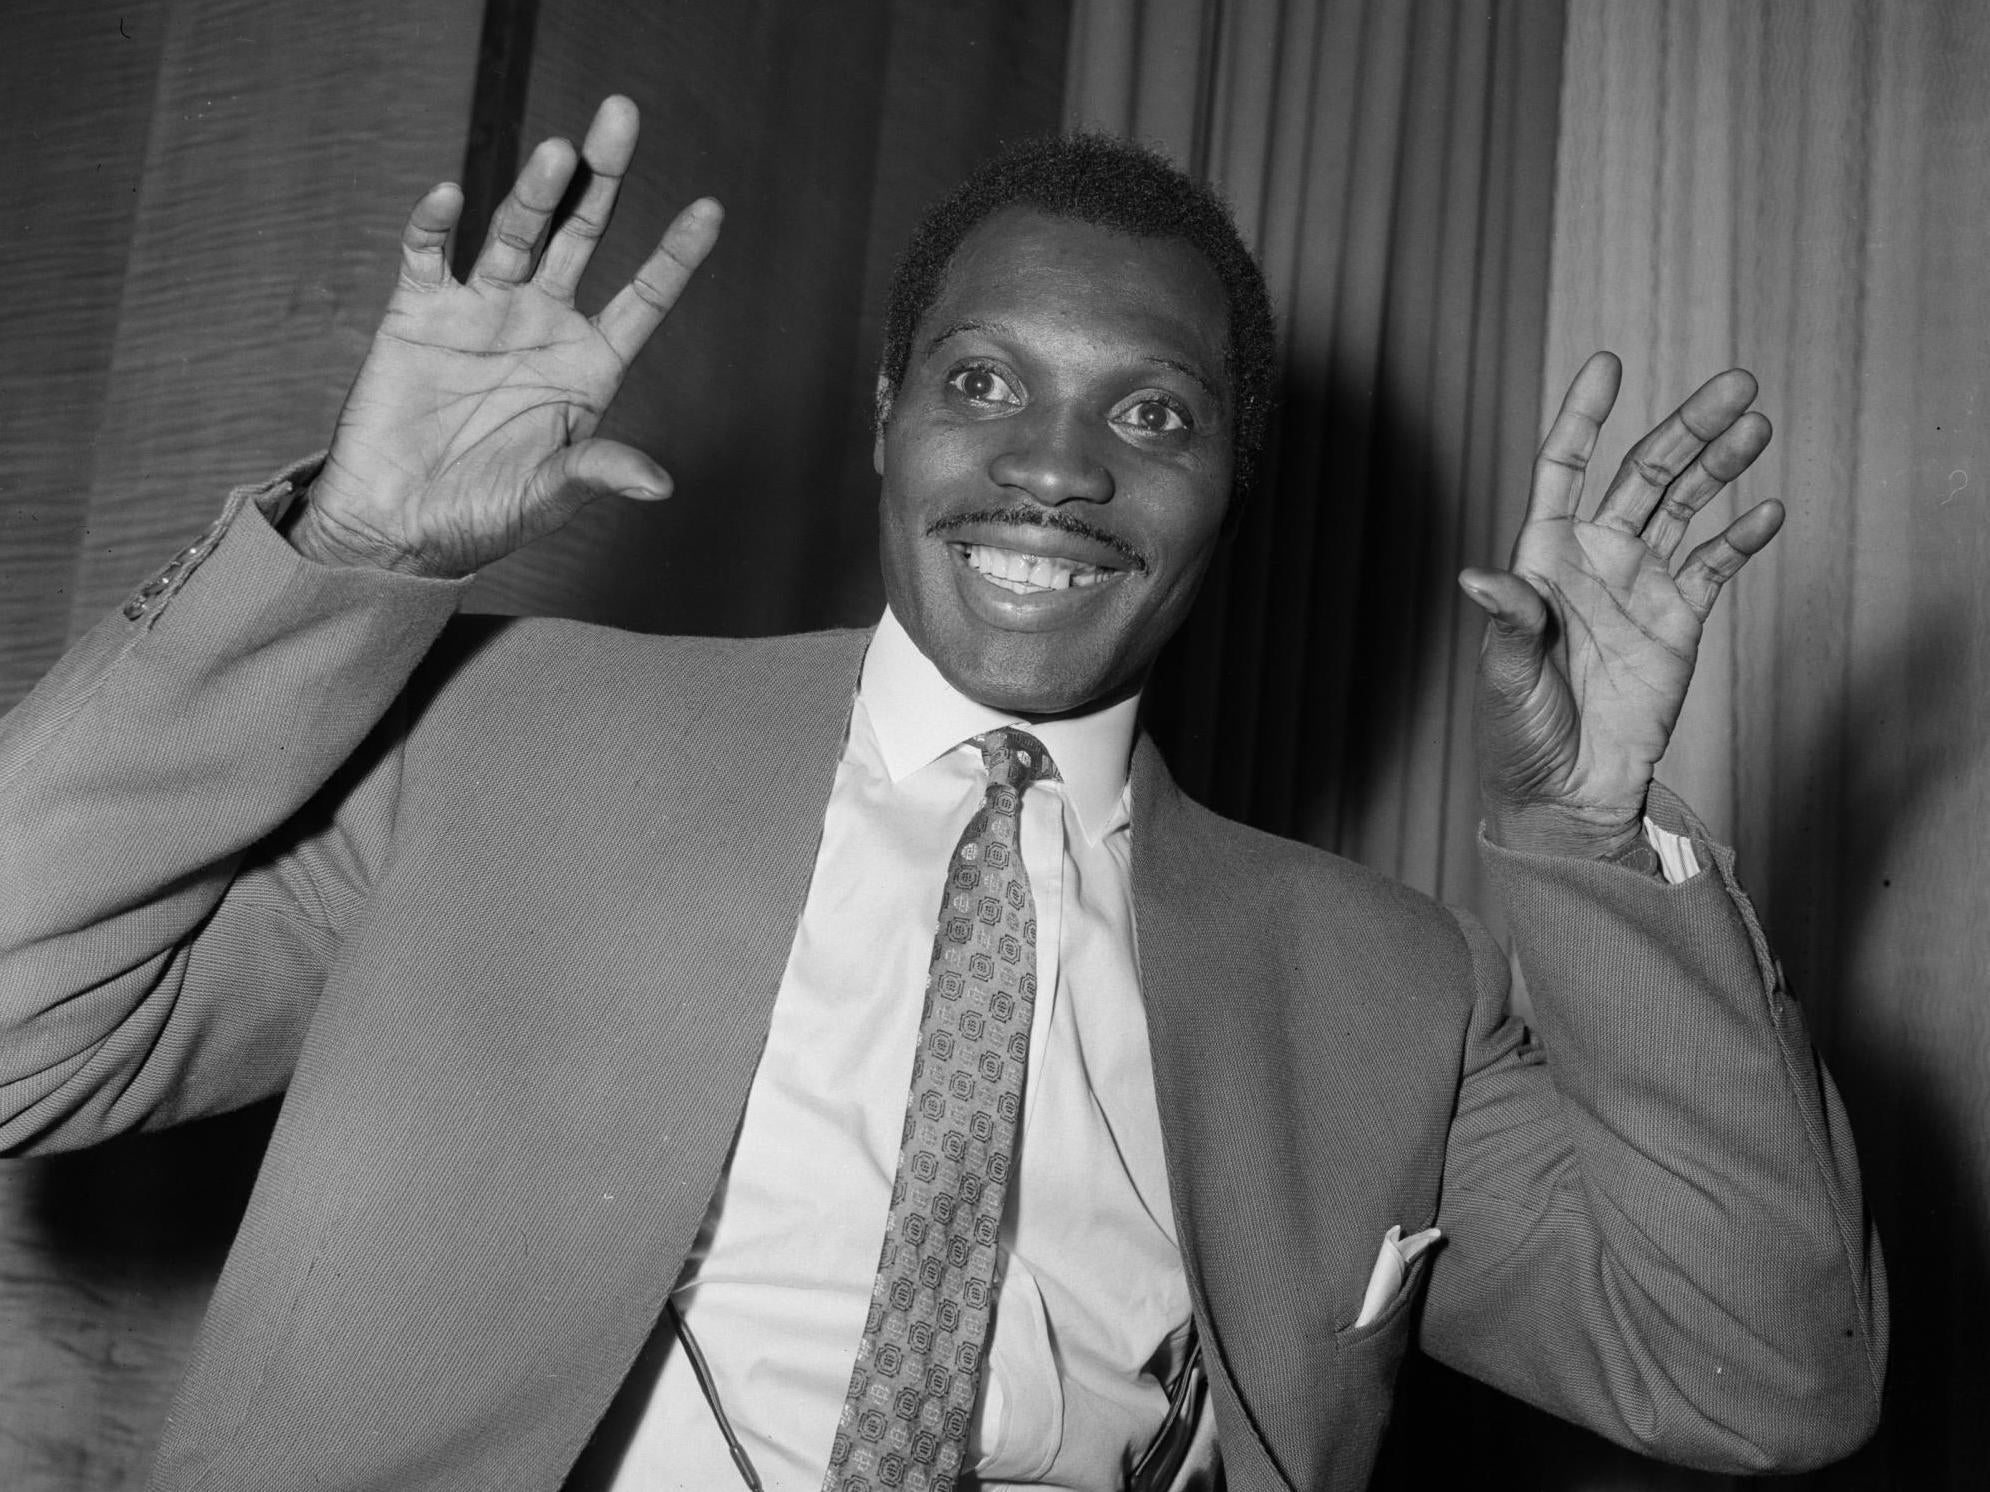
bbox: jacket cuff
[115,456,471,640]
[1478,781,1780,1002]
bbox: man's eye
[1115,397,1190,437]
[947,365,1020,405]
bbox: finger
[1675,498,1784,619]
[1592,367,1758,534]
[472,135,580,287]
[538,95,640,302]
[399,182,464,289]
[1528,352,1622,525]
[595,197,724,364]
[1641,410,1772,561]
[526,438,676,522]
[1459,566,1553,698]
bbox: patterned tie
[824,727,1056,1492]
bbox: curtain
[1068,1,1990,1486]
[1066,0,1568,930]
[1063,5,1586,1472]
[0,3,1067,1484]
[1548,3,1990,1487]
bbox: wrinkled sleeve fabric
[0,463,468,1154]
[1420,785,1886,1472]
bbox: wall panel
[0,2,485,1482]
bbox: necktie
[824,727,1055,1492]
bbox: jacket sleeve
[0,462,467,1154]
[1418,787,1887,1471]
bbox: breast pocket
[1330,1239,1435,1381]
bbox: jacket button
[122,598,147,620]
[139,575,171,598]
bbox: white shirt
[611,610,1192,1490]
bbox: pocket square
[1354,1223,1442,1329]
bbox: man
[0,97,1882,1490]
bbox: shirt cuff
[1644,816,1702,884]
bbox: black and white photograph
[1,2,1982,1488]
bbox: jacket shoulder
[417,616,870,712]
[388,618,870,799]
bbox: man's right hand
[289,95,721,578]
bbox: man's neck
[860,608,1139,843]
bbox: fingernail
[1458,580,1498,615]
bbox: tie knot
[975,727,1055,793]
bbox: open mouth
[956,542,1117,593]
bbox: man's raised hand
[1459,351,1783,861]
[290,96,721,578]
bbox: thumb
[531,437,675,515]
[1458,567,1551,700]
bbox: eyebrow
[924,320,1226,405]
[922,319,1002,357]
[1148,355,1223,404]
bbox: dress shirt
[609,610,1191,1491]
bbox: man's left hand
[1460,351,1781,861]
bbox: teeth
[962,544,1111,593]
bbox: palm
[1505,515,1702,796]
[300,96,721,577]
[324,285,623,562]
[1462,353,1783,853]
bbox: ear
[872,373,895,476]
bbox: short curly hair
[878,133,1278,506]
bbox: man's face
[876,207,1235,716]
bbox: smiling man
[873,176,1248,718]
[0,99,1882,1492]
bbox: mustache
[924,508,1148,572]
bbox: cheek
[881,424,977,524]
[1138,482,1229,591]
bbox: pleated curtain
[1072,2,1990,1487]
[1549,4,1990,1487]
[1066,0,1569,928]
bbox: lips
[924,510,1145,625]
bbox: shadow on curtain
[1067,0,1567,931]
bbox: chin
[936,644,1134,720]
[886,557,1149,716]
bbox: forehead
[920,207,1232,381]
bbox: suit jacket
[0,476,1885,1490]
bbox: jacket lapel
[1130,734,1460,1491]
[1130,735,1302,1492]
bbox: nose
[986,404,1114,506]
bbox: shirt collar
[860,608,1137,843]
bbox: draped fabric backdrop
[4,1,1989,1488]
[1064,2,1702,1483]
[1544,3,1990,1487]
[1066,0,1566,926]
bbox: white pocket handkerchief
[1353,1223,1443,1329]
